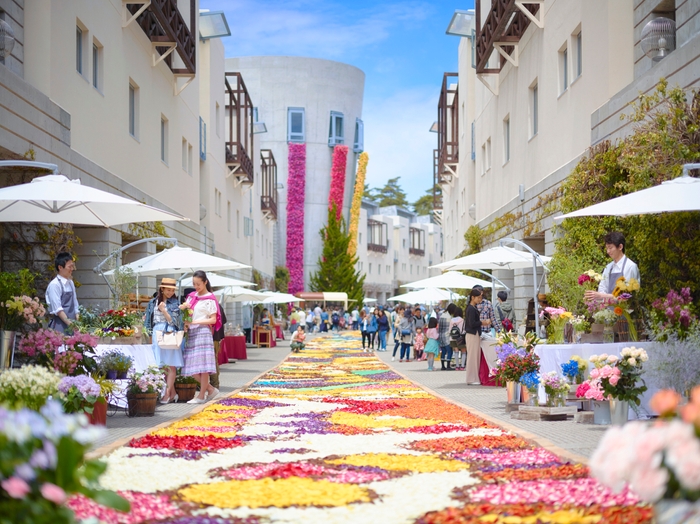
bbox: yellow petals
[327,453,469,473]
[179,477,372,508]
[329,411,437,429]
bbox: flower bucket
[593,401,611,425]
[106,370,118,380]
[506,381,521,403]
[88,397,107,426]
[174,383,197,402]
[127,392,157,417]
[0,330,16,370]
[654,499,700,524]
[609,399,629,425]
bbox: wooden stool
[257,328,272,348]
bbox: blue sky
[201,0,474,203]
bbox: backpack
[450,323,465,346]
[502,317,514,332]
[332,313,340,324]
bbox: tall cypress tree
[310,204,365,307]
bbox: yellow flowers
[559,311,573,320]
[327,453,470,473]
[571,355,588,373]
[476,510,601,523]
[179,477,372,508]
[329,411,438,429]
[612,276,640,297]
[348,152,369,256]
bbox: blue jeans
[440,345,453,362]
[400,342,411,360]
[378,330,388,350]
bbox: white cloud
[363,87,437,203]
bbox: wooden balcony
[225,72,254,187]
[437,73,459,179]
[125,0,196,77]
[409,247,425,257]
[260,149,278,222]
[367,243,388,254]
[475,0,542,75]
[409,227,426,257]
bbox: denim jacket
[144,296,182,335]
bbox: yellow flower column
[348,152,369,257]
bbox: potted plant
[0,365,61,411]
[87,373,117,425]
[57,375,101,417]
[0,269,44,369]
[491,332,541,404]
[126,365,166,417]
[174,371,198,402]
[99,349,133,379]
[94,308,142,345]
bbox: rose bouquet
[590,387,700,507]
[600,347,648,405]
[0,400,129,523]
[58,375,101,415]
[539,306,573,343]
[578,269,602,292]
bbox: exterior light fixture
[641,17,676,63]
[429,121,438,133]
[253,122,267,134]
[199,10,231,40]
[446,9,474,37]
[468,203,476,220]
[0,19,15,59]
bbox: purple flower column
[286,143,306,294]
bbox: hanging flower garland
[286,143,306,295]
[328,145,349,219]
[348,152,369,256]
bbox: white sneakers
[391,357,395,361]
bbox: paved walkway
[92,337,293,450]
[373,348,605,460]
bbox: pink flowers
[328,145,349,220]
[18,328,64,358]
[40,482,67,504]
[1,476,30,499]
[286,143,306,295]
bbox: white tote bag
[156,328,184,349]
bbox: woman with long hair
[450,306,467,371]
[465,288,484,385]
[144,277,183,404]
[180,270,221,403]
[398,308,415,362]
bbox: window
[92,40,102,90]
[403,239,406,248]
[215,103,221,137]
[575,31,582,78]
[182,138,187,170]
[128,82,139,138]
[530,82,538,138]
[353,118,364,152]
[559,44,569,93]
[471,121,475,161]
[188,143,193,175]
[288,107,305,142]
[358,233,362,244]
[378,265,381,275]
[481,143,486,175]
[227,201,231,231]
[244,217,254,236]
[386,265,390,274]
[486,138,491,171]
[402,263,407,272]
[503,116,510,164]
[328,111,344,146]
[214,189,221,216]
[76,26,83,74]
[160,116,168,163]
[368,263,372,275]
[199,117,206,161]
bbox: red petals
[128,435,245,451]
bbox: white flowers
[620,347,648,362]
[0,365,62,410]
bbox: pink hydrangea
[328,145,349,220]
[286,143,306,295]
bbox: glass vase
[525,387,538,406]
[603,324,615,343]
[550,325,565,344]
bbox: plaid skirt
[182,324,216,376]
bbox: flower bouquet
[649,287,697,342]
[490,342,540,385]
[601,347,648,406]
[539,306,572,343]
[590,387,700,518]
[0,400,129,523]
[58,375,101,415]
[561,359,580,384]
[181,305,194,342]
[1,295,45,332]
[542,371,570,407]
[519,371,540,406]
[571,354,588,383]
[93,308,141,339]
[611,277,639,341]
[578,269,602,292]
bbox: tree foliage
[274,266,290,293]
[309,204,365,306]
[413,185,440,216]
[364,177,409,208]
[549,81,700,312]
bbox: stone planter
[127,392,158,417]
[174,383,197,402]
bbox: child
[423,318,440,371]
[413,327,425,361]
[290,326,306,353]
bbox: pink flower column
[286,143,306,294]
[328,145,349,220]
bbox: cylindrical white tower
[225,56,365,290]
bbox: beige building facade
[0,0,275,321]
[436,0,700,322]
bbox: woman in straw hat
[145,277,184,404]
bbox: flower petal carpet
[71,333,652,523]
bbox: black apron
[48,278,77,334]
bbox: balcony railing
[437,73,459,179]
[260,149,278,222]
[367,243,388,254]
[409,247,425,257]
[126,0,196,75]
[225,72,254,186]
[475,0,541,74]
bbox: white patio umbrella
[180,273,255,288]
[363,298,377,303]
[401,271,492,290]
[215,286,270,304]
[388,287,463,304]
[0,175,187,226]
[261,293,302,304]
[554,173,700,220]
[103,246,249,277]
[432,246,551,271]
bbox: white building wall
[225,56,365,290]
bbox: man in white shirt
[297,308,307,329]
[351,308,360,330]
[46,252,79,333]
[313,304,322,332]
[585,232,640,301]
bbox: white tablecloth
[93,344,157,408]
[535,342,657,416]
[480,337,500,370]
